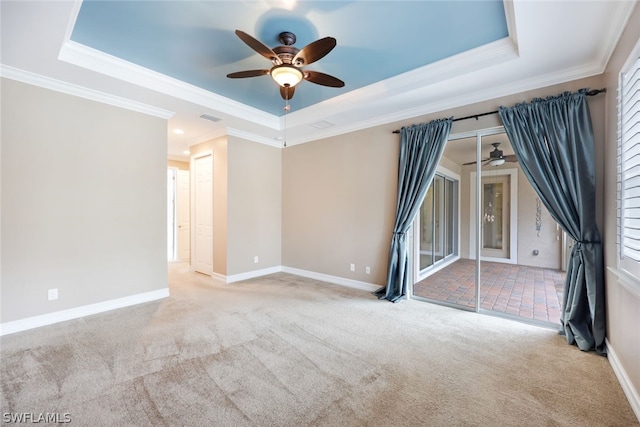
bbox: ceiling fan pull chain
[283,86,290,147]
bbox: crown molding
[58,40,280,130]
[593,0,638,74]
[226,127,283,148]
[284,36,519,130]
[284,59,607,147]
[207,51,607,148]
[0,64,174,119]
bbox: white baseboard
[0,267,377,336]
[281,266,380,292]
[606,338,640,422]
[223,266,380,294]
[226,266,283,283]
[0,288,170,336]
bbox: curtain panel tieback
[572,240,602,251]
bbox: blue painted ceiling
[71,1,508,116]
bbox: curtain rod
[391,88,606,134]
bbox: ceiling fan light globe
[271,65,303,87]
[489,158,506,166]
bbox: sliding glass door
[415,171,459,278]
[411,127,566,326]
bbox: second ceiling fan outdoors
[226,30,345,101]
[463,143,518,166]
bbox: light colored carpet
[1,262,637,426]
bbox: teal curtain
[376,118,452,302]
[499,89,605,354]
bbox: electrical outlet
[350,263,355,272]
[48,288,58,301]
[365,266,371,274]
[254,255,259,263]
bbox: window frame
[413,165,460,283]
[617,41,640,282]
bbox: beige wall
[283,76,605,285]
[1,78,168,323]
[457,162,562,269]
[168,159,189,170]
[189,136,281,277]
[282,127,398,284]
[603,3,640,405]
[227,137,281,275]
[190,137,228,276]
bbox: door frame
[191,151,214,275]
[411,165,461,285]
[176,169,191,261]
[469,168,518,264]
[167,167,178,261]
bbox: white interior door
[176,169,190,261]
[193,154,213,275]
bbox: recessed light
[173,128,184,135]
[182,150,190,155]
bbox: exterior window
[417,172,459,276]
[618,52,640,277]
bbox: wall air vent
[310,120,335,129]
[200,114,221,122]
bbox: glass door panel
[418,174,457,273]
[411,129,565,327]
[411,140,467,309]
[481,175,509,259]
[419,185,434,270]
[445,178,455,257]
[434,175,444,263]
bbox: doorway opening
[168,168,177,261]
[469,168,518,264]
[167,167,190,262]
[410,127,565,327]
[413,168,460,282]
[192,153,214,275]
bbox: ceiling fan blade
[463,158,490,165]
[280,85,295,100]
[304,71,344,88]
[226,69,270,79]
[504,154,518,162]
[235,30,282,65]
[293,37,337,66]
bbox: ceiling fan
[226,30,345,101]
[463,142,518,166]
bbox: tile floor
[412,258,565,325]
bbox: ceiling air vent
[310,120,334,129]
[200,113,221,122]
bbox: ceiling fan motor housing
[489,142,503,159]
[278,31,296,46]
[273,45,299,65]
